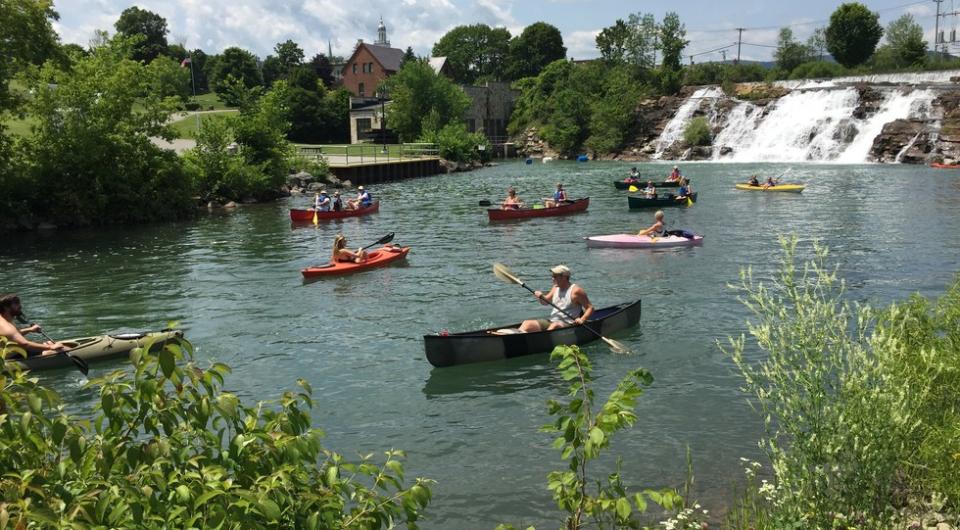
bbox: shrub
[184,101,201,111]
[0,333,433,528]
[682,117,711,146]
[723,236,960,527]
[420,122,488,163]
[788,60,847,80]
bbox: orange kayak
[931,163,960,169]
[301,246,410,278]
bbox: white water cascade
[655,84,940,163]
[653,87,724,158]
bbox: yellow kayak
[735,183,805,193]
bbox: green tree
[431,24,511,83]
[261,55,283,86]
[825,2,883,68]
[658,12,688,71]
[308,53,335,87]
[807,27,828,61]
[0,0,62,112]
[187,48,210,93]
[114,6,169,63]
[626,12,658,68]
[385,60,470,142]
[586,64,645,154]
[884,13,927,67]
[596,19,631,64]
[506,22,566,79]
[274,39,305,71]
[401,46,417,68]
[146,55,191,102]
[775,28,812,73]
[20,36,193,226]
[212,47,262,93]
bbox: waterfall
[652,87,724,159]
[725,88,861,162]
[834,89,934,163]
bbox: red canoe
[931,163,960,169]
[487,198,589,221]
[290,201,380,222]
[301,246,410,278]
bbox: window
[358,82,365,96]
[352,63,357,74]
[356,118,372,133]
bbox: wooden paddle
[15,315,89,375]
[491,263,629,354]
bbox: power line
[686,0,931,33]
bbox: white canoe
[585,233,704,249]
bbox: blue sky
[51,0,947,62]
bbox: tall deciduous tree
[385,60,469,142]
[658,12,688,72]
[807,27,828,61]
[626,12,658,67]
[506,22,566,80]
[775,28,812,73]
[114,6,169,63]
[884,14,927,67]
[431,24,511,83]
[212,47,262,93]
[0,0,61,112]
[596,20,631,64]
[825,2,883,68]
[308,53,335,87]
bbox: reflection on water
[2,162,959,529]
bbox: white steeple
[375,16,390,47]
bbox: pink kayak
[584,233,704,248]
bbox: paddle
[491,263,629,354]
[15,315,89,375]
[312,208,318,225]
[479,199,492,206]
[361,232,395,251]
[628,185,639,192]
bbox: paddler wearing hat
[518,265,594,332]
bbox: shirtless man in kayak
[518,265,594,332]
[0,293,65,358]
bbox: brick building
[340,18,403,97]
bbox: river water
[3,161,959,528]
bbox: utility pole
[690,55,694,65]
[735,28,744,64]
[934,0,944,58]
[721,50,727,63]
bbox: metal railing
[297,143,439,166]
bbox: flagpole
[188,55,199,133]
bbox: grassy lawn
[1,115,38,137]
[191,92,231,111]
[169,111,236,139]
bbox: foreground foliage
[723,236,960,528]
[0,335,432,529]
[498,345,686,529]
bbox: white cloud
[565,29,599,60]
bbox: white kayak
[584,233,704,249]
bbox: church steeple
[375,16,389,47]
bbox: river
[2,161,958,528]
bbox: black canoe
[627,192,698,209]
[614,179,688,190]
[423,299,641,367]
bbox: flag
[180,57,191,68]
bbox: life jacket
[360,191,372,206]
[333,197,343,211]
[554,189,566,201]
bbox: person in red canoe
[543,182,567,208]
[501,187,523,209]
[332,234,368,264]
[0,293,66,358]
[332,191,343,211]
[346,186,372,210]
[518,265,594,332]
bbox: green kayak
[4,330,182,372]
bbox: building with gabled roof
[340,17,404,97]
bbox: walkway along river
[2,161,958,528]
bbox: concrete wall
[461,82,518,143]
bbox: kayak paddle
[15,314,89,375]
[628,185,639,192]
[361,232,395,251]
[491,263,629,354]
[479,199,492,206]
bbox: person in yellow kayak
[332,234,368,264]
[748,175,760,186]
[518,265,594,332]
[764,176,779,189]
[501,187,524,209]
[637,210,667,238]
[0,293,66,358]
